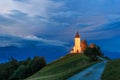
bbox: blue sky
[0,0,120,62]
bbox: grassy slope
[26,54,96,80]
[101,59,120,80]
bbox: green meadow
[26,54,97,80]
[101,59,120,80]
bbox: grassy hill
[101,59,120,80]
[26,54,97,80]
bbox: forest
[0,56,46,80]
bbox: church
[70,32,88,53]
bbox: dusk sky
[0,0,120,62]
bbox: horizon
[0,0,120,63]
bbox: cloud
[0,0,65,37]
[0,0,64,17]
[0,11,47,36]
[0,0,120,54]
[1,0,120,35]
[23,35,69,46]
[64,0,120,15]
[0,34,69,48]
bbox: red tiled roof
[75,32,80,38]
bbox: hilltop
[26,54,98,80]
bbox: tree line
[0,56,46,80]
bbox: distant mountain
[103,50,120,59]
[0,45,67,63]
[1,46,120,63]
[0,35,69,63]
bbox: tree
[0,56,46,80]
[84,45,103,61]
[28,56,46,74]
[9,65,29,80]
[0,58,19,80]
[9,56,46,80]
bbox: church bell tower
[70,32,82,53]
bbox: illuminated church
[70,32,88,53]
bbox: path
[67,61,107,80]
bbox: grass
[101,59,120,80]
[26,54,97,80]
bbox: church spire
[70,32,81,53]
[75,32,80,38]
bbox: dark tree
[8,56,46,80]
[84,45,103,61]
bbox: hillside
[26,54,97,80]
[101,59,120,80]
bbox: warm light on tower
[74,32,81,53]
[70,32,82,53]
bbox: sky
[0,0,120,62]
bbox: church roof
[75,32,80,38]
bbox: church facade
[70,32,88,53]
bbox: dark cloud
[8,10,28,19]
[0,35,69,48]
[0,0,120,62]
[0,15,16,25]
